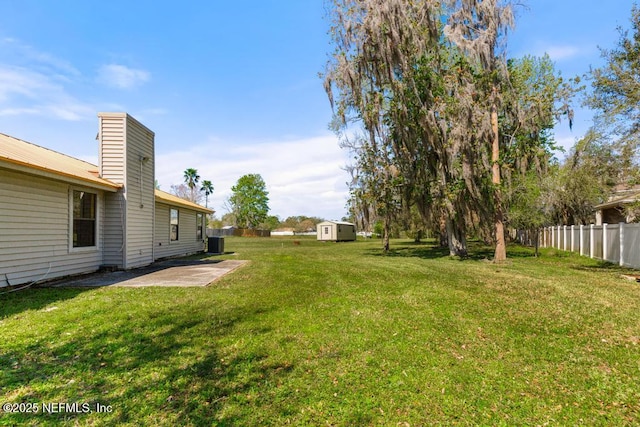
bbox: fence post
[579,224,584,256]
[563,225,567,251]
[590,224,595,259]
[570,225,575,252]
[545,227,549,247]
[544,228,548,248]
[620,222,625,267]
[558,225,562,250]
[603,223,608,262]
[551,226,555,248]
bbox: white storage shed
[317,221,356,242]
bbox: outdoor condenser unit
[207,237,224,254]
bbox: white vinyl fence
[540,223,640,269]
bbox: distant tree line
[209,214,326,233]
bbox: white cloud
[0,67,48,101]
[0,38,81,77]
[46,102,93,121]
[0,107,40,116]
[0,65,93,121]
[155,135,351,220]
[0,38,100,121]
[0,41,157,122]
[98,64,150,89]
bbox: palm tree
[183,168,200,202]
[201,180,214,208]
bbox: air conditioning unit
[207,237,224,254]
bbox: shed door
[324,226,330,236]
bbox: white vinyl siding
[98,113,155,269]
[1,112,211,286]
[122,116,154,268]
[100,116,126,267]
[98,117,125,184]
[154,203,205,260]
[102,191,124,266]
[0,168,105,287]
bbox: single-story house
[594,186,640,225]
[317,221,356,242]
[0,112,213,288]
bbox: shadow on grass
[571,260,636,273]
[0,287,89,319]
[0,300,294,425]
[364,240,538,261]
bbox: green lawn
[1,237,640,425]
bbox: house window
[196,213,203,240]
[170,208,179,241]
[73,190,96,247]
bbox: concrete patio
[45,258,248,288]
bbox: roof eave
[154,190,214,214]
[594,191,640,210]
[0,157,121,192]
[154,198,214,214]
[595,200,633,210]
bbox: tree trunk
[439,215,448,248]
[446,218,468,257]
[534,228,540,258]
[491,101,507,262]
[382,215,391,252]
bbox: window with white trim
[170,208,179,241]
[196,213,203,240]
[73,190,97,247]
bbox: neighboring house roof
[318,220,356,226]
[0,132,121,191]
[594,190,640,210]
[155,189,214,214]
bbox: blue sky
[0,1,634,221]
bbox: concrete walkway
[47,258,248,288]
